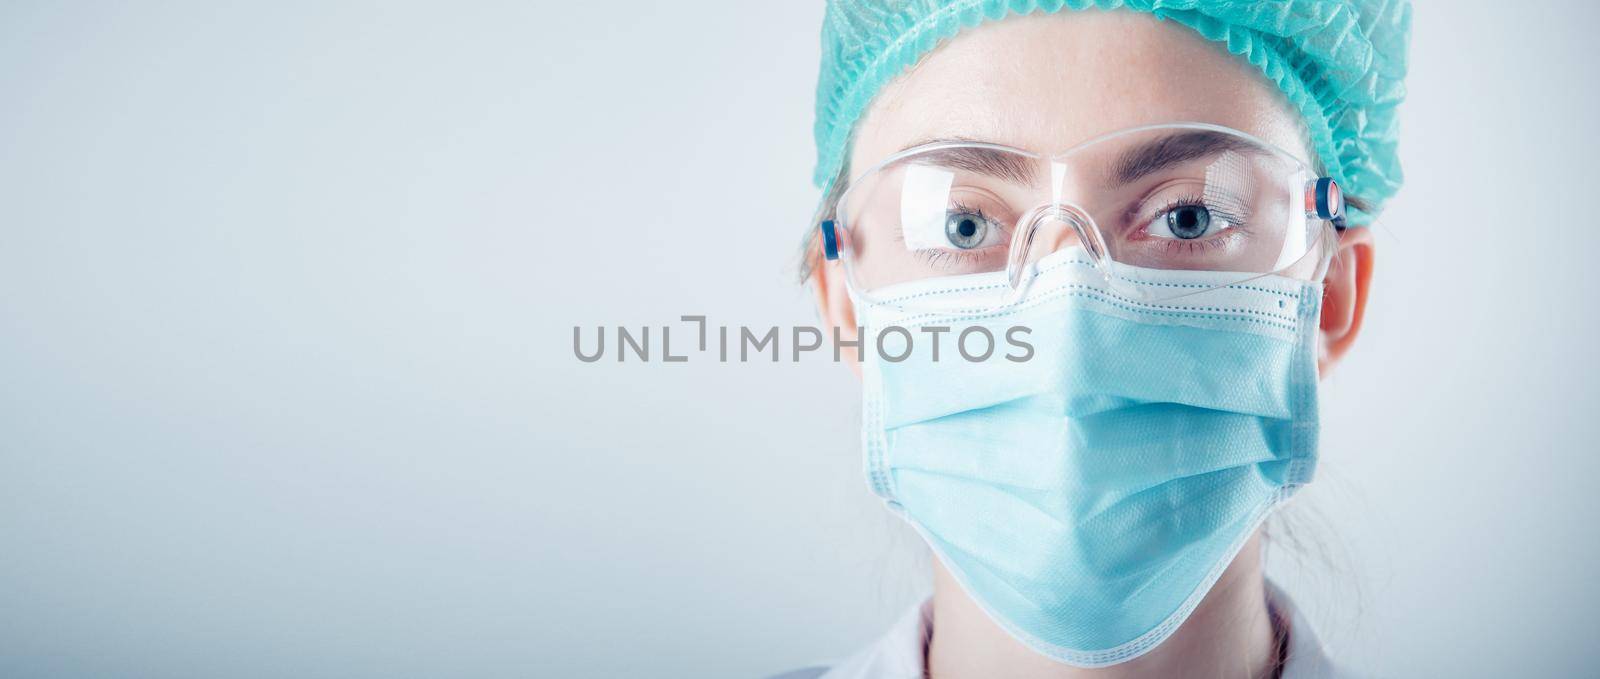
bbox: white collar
[816,581,1351,679]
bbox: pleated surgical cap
[813,0,1411,225]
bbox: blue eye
[945,212,991,249]
[1167,205,1209,239]
[1146,203,1232,240]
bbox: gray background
[2,1,1596,677]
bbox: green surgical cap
[814,0,1411,225]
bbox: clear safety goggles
[819,123,1346,307]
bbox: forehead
[849,10,1310,174]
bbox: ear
[1318,227,1375,376]
[809,237,863,377]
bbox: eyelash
[913,201,1008,267]
[1132,194,1253,254]
[1148,195,1249,228]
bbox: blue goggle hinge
[820,219,840,260]
[1307,177,1347,230]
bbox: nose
[1006,203,1102,289]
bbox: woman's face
[820,10,1374,373]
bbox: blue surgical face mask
[852,247,1322,667]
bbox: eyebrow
[892,140,1038,185]
[1112,130,1263,185]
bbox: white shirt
[771,583,1355,679]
